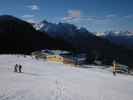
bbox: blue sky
[0,0,133,32]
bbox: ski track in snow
[0,55,133,100]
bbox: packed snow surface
[0,55,133,100]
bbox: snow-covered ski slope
[0,55,133,100]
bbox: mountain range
[33,20,113,52]
[0,15,133,67]
[95,31,133,48]
[33,20,133,67]
[34,21,133,49]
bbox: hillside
[96,31,133,48]
[103,36,133,49]
[0,15,69,54]
[0,55,133,100]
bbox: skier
[14,64,18,72]
[113,60,116,76]
[18,64,22,73]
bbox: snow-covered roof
[41,50,71,55]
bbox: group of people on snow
[14,64,22,73]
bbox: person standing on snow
[14,64,18,72]
[113,60,116,76]
[18,64,22,73]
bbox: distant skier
[113,60,116,76]
[14,64,18,72]
[18,64,22,73]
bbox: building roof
[41,50,70,56]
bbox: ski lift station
[32,50,87,65]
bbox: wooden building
[32,50,87,65]
[47,55,64,63]
[42,50,69,64]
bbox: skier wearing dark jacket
[14,64,18,72]
[19,64,22,73]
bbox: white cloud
[61,10,102,23]
[61,11,121,32]
[62,10,81,21]
[22,14,35,18]
[106,14,117,18]
[124,15,133,19]
[87,17,94,21]
[68,10,81,18]
[27,5,39,10]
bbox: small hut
[42,50,69,64]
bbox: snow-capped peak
[95,31,133,37]
[33,23,44,30]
